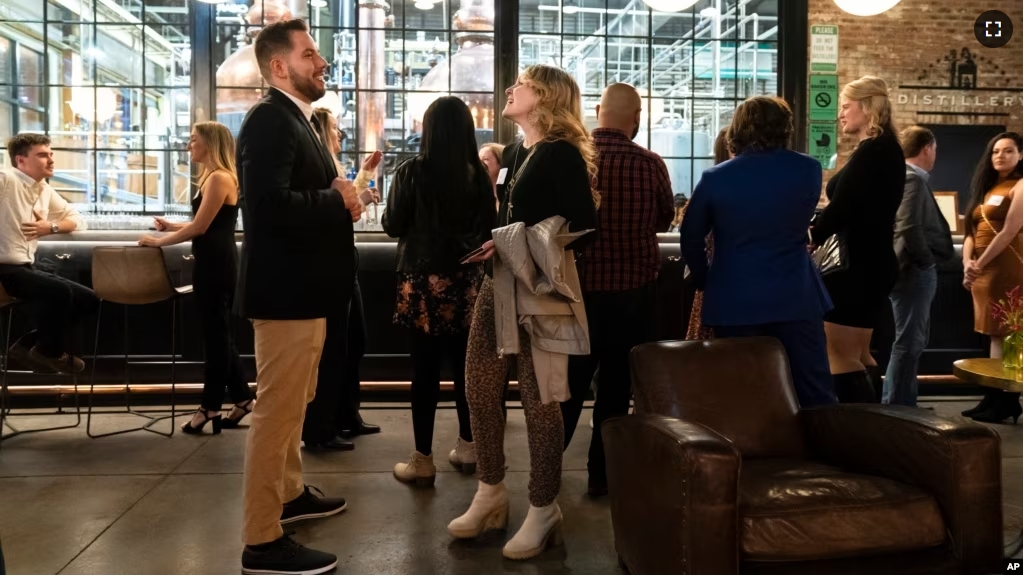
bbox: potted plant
[992,285,1023,370]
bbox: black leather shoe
[340,414,381,438]
[281,485,347,525]
[242,533,337,575]
[303,437,355,452]
[8,343,57,374]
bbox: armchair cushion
[740,459,946,562]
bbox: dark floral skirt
[393,266,484,335]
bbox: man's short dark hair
[727,96,793,154]
[7,133,50,166]
[900,125,935,159]
[254,19,309,79]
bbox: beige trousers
[242,318,327,545]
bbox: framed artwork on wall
[933,191,963,234]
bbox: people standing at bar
[559,83,674,497]
[961,132,1023,424]
[681,96,834,408]
[138,122,254,433]
[810,76,905,403]
[382,96,495,486]
[479,143,505,210]
[449,64,598,560]
[235,19,363,575]
[0,134,96,375]
[882,126,953,407]
[300,107,380,452]
[683,127,730,341]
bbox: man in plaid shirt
[560,83,675,496]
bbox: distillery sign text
[895,93,1023,107]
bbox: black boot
[962,390,998,417]
[971,392,1022,425]
[834,371,877,404]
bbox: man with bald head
[560,83,675,497]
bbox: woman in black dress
[139,121,253,433]
[383,96,497,486]
[810,76,905,402]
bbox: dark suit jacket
[680,149,832,326]
[895,164,954,271]
[235,88,354,320]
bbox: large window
[519,0,778,196]
[0,0,192,221]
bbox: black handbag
[813,234,849,276]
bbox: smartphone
[459,245,488,265]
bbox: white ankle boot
[448,438,477,474]
[503,502,563,560]
[448,480,509,538]
[393,451,436,487]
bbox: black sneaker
[280,485,346,525]
[241,534,337,575]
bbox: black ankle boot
[971,392,1022,425]
[962,390,999,417]
[834,371,877,404]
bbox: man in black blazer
[235,19,362,575]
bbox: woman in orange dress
[684,128,731,340]
[962,132,1023,424]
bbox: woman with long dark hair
[810,76,905,403]
[139,122,253,433]
[383,96,496,485]
[961,132,1023,423]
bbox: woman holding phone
[382,96,496,485]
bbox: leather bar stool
[87,247,192,438]
[0,282,81,445]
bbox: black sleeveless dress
[191,193,251,409]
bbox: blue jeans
[883,266,937,406]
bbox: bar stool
[87,247,192,438]
[0,282,81,445]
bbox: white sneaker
[503,502,563,560]
[448,480,509,538]
[448,438,477,474]
[393,451,436,487]
[589,417,594,429]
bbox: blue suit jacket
[680,149,832,327]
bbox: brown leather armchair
[603,338,1003,574]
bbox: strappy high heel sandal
[181,408,222,435]
[221,400,254,429]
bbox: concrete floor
[0,399,1020,575]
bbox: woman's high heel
[221,400,254,429]
[181,408,222,435]
[962,390,998,417]
[970,392,1022,424]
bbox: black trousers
[194,275,252,411]
[0,263,97,356]
[560,282,657,481]
[301,273,359,444]
[410,330,472,455]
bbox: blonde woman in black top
[448,64,598,560]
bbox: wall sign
[810,25,839,73]
[894,47,1023,118]
[808,121,836,168]
[809,74,838,121]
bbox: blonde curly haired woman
[449,64,599,560]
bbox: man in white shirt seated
[0,134,96,374]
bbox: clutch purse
[813,234,849,276]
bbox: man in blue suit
[681,96,836,407]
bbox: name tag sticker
[986,195,1005,206]
[496,168,508,185]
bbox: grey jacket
[492,216,592,404]
[894,164,954,271]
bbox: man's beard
[631,124,640,140]
[290,66,326,102]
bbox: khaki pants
[242,318,327,545]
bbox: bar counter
[9,231,986,398]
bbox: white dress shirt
[272,87,315,126]
[0,168,85,265]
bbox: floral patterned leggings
[465,276,564,507]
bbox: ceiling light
[563,0,579,14]
[832,0,901,16]
[310,0,327,6]
[641,0,699,12]
[414,0,435,9]
[699,6,717,18]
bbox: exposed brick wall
[808,0,1023,191]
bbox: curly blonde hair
[841,76,897,139]
[520,65,600,207]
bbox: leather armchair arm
[602,414,741,575]
[802,404,1002,574]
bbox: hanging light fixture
[641,0,699,12]
[832,0,901,16]
[562,0,579,15]
[414,0,436,9]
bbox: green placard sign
[809,121,836,168]
[810,25,838,73]
[809,74,838,122]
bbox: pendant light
[832,0,902,16]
